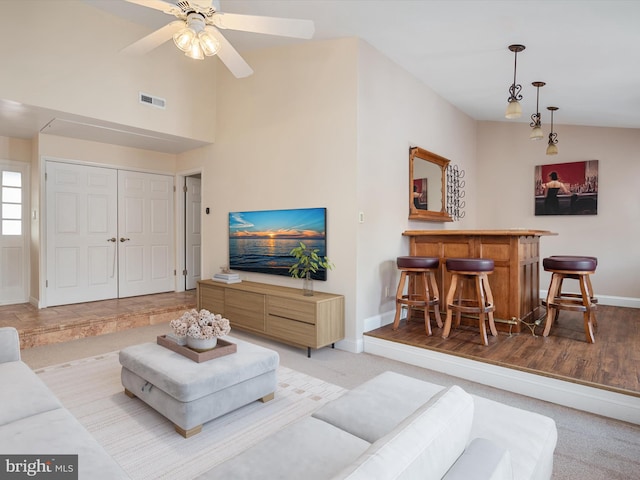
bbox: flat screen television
[229,207,328,280]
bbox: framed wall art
[534,160,598,215]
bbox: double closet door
[46,161,174,307]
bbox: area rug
[36,351,346,480]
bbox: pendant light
[505,44,526,119]
[546,107,559,155]
[529,82,545,140]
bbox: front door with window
[0,160,29,305]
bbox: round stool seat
[446,258,494,272]
[549,255,598,267]
[397,256,439,269]
[543,256,596,272]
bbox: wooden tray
[157,335,237,363]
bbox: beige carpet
[23,324,640,480]
[35,352,345,480]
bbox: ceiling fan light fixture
[185,38,205,60]
[173,27,195,53]
[505,44,525,119]
[199,30,220,56]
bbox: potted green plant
[288,241,334,296]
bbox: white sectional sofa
[198,371,558,480]
[0,327,129,479]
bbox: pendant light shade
[529,81,545,140]
[546,106,559,155]
[505,44,525,119]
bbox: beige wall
[203,38,359,347]
[477,121,640,302]
[0,137,31,162]
[355,41,478,340]
[198,38,479,350]
[1,1,216,142]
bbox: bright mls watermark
[1,455,78,479]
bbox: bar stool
[443,258,497,346]
[548,255,598,303]
[392,256,442,336]
[542,256,598,343]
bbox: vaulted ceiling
[2,1,639,153]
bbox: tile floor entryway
[0,291,196,349]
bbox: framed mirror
[409,146,452,222]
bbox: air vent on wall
[139,92,166,109]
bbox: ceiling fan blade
[207,27,254,78]
[121,21,184,55]
[123,0,182,15]
[212,13,314,39]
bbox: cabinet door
[198,283,225,314]
[225,290,266,332]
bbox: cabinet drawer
[225,290,266,332]
[268,297,316,325]
[267,315,316,347]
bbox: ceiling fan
[121,0,315,78]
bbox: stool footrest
[398,294,439,308]
[547,300,596,313]
[448,300,495,315]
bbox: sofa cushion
[443,437,513,480]
[0,327,20,363]
[470,395,557,480]
[0,361,62,426]
[332,385,474,480]
[0,407,129,479]
[313,371,444,443]
[195,416,371,480]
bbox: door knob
[107,237,116,242]
[120,237,130,242]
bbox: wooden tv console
[197,280,345,357]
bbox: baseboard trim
[539,291,639,309]
[364,335,640,425]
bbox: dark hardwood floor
[365,304,639,397]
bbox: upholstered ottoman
[119,336,279,437]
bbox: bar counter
[403,229,556,332]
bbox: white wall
[477,121,640,303]
[0,1,216,142]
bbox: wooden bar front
[403,230,556,333]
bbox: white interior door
[185,176,201,290]
[118,170,174,298]
[0,160,29,305]
[45,162,118,306]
